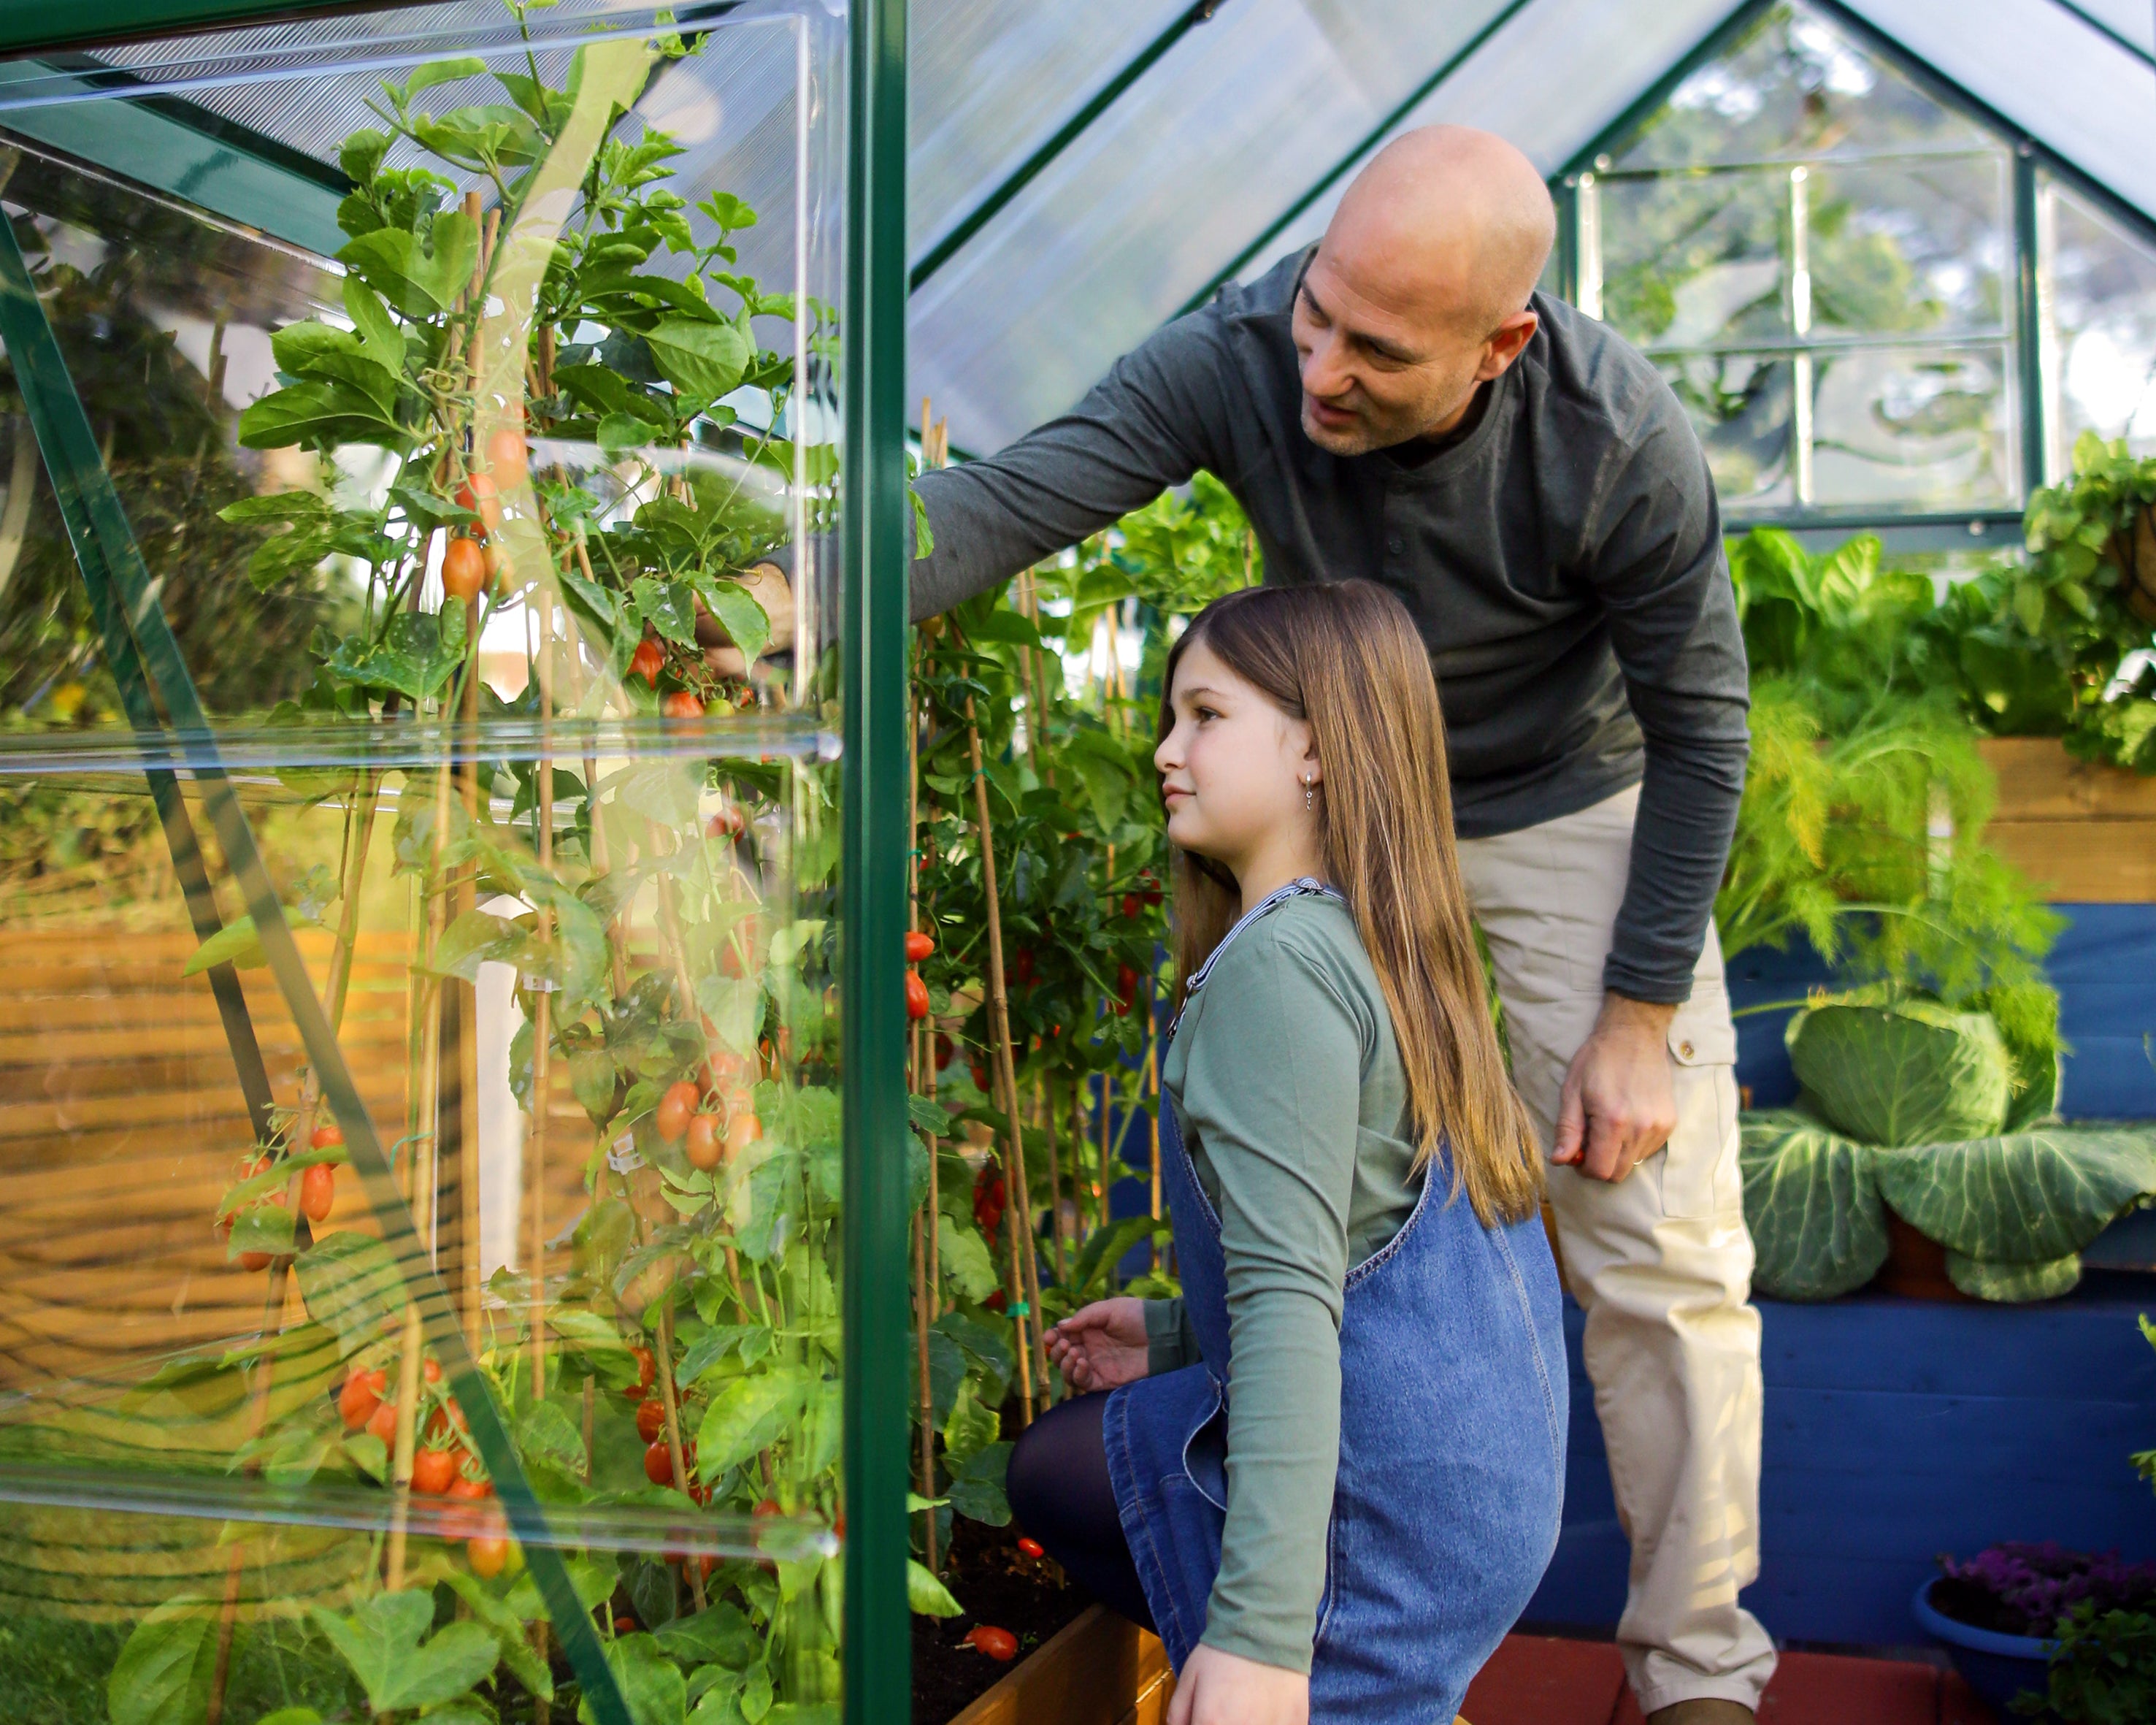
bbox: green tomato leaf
[578,1632,687,1725]
[645,315,752,403]
[935,1220,1000,1305]
[108,1604,215,1725]
[337,210,478,318]
[307,1591,499,1713]
[695,1364,811,1477]
[634,576,700,648]
[656,1603,761,1671]
[695,577,770,663]
[940,1378,1000,1470]
[908,1560,963,1618]
[295,1231,407,1357]
[948,1439,1013,1527]
[445,1571,554,1699]
[237,379,404,451]
[599,412,653,459]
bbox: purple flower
[1938,1543,2156,1637]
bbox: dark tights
[1005,1391,1156,1634]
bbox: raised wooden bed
[948,1606,1173,1725]
[1977,736,2156,901]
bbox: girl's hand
[1045,1298,1150,1393]
[1167,1645,1309,1725]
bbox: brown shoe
[1645,1705,1757,1725]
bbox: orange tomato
[309,1122,344,1150]
[660,690,704,719]
[300,1161,336,1223]
[338,1366,385,1431]
[904,970,931,1021]
[656,1080,699,1143]
[486,425,529,486]
[412,1446,456,1495]
[905,930,935,962]
[685,1113,722,1171]
[366,1397,399,1443]
[467,1531,509,1578]
[442,536,486,603]
[636,1398,667,1445]
[237,1250,272,1271]
[725,1111,762,1158]
[455,470,502,532]
[629,638,665,685]
[965,1626,1018,1661]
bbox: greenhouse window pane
[1658,352,1795,507]
[1609,1,1993,174]
[2048,177,2156,461]
[1603,169,1786,351]
[1808,341,2013,508]
[1806,155,2009,338]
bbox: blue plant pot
[1912,1577,2060,1721]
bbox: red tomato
[935,1033,954,1070]
[973,1166,1006,1235]
[903,971,931,1021]
[656,1080,699,1144]
[752,1498,782,1520]
[467,1531,509,1578]
[237,1250,272,1271]
[455,470,502,532]
[636,1398,667,1444]
[447,1472,492,1501]
[441,536,487,603]
[645,1439,679,1486]
[724,1111,762,1157]
[425,1399,467,1444]
[309,1122,343,1150]
[983,1288,1007,1315]
[1117,961,1140,1000]
[686,1113,723,1171]
[706,803,745,840]
[614,1615,637,1635]
[965,1626,1018,1661]
[1139,873,1163,907]
[423,1357,442,1385]
[904,930,935,962]
[367,1397,399,1443]
[660,690,705,719]
[300,1162,336,1223]
[969,1061,991,1093]
[625,1345,656,1400]
[1122,893,1140,919]
[629,638,665,685]
[486,425,529,486]
[411,1446,456,1495]
[1017,1537,1045,1561]
[338,1367,385,1431]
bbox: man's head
[1293,126,1556,456]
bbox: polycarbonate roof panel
[1857,0,2156,220]
[1231,0,1741,286]
[2054,0,2155,57]
[907,0,1193,259]
[907,0,1532,454]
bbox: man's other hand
[1553,993,1679,1183]
[695,560,795,676]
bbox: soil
[1928,1574,2052,1637]
[912,1516,1091,1724]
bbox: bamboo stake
[654,1300,708,1611]
[455,584,484,1349]
[963,695,1052,1416]
[909,668,940,1569]
[383,1298,426,1588]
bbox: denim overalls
[1103,881,1569,1722]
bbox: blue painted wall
[1729,903,2156,1120]
[1528,1274,2156,1645]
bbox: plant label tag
[607,1132,645,1174]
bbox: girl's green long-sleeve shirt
[1144,893,1422,1673]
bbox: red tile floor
[1462,1634,1998,1725]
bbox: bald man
[908,127,1769,1725]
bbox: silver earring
[1304,776,1314,811]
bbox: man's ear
[1477,310,1539,382]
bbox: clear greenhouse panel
[2049,175,2156,464]
[0,4,854,1720]
[905,0,1535,454]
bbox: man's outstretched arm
[911,314,1232,621]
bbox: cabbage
[1871,1127,2156,1263]
[1738,1112,1889,1301]
[1787,999,2010,1146]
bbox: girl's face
[1154,638,1319,875]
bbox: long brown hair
[1160,580,1543,1225]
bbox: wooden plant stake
[908,670,940,1568]
[384,1298,427,1588]
[654,1298,708,1611]
[963,695,1053,1417]
[528,592,556,1402]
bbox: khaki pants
[1457,784,1777,1715]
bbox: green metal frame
[2046,0,2156,72]
[0,0,361,54]
[0,212,634,1725]
[840,0,911,1718]
[1172,0,1543,319]
[1551,0,1766,183]
[2014,145,2049,494]
[910,0,1222,292]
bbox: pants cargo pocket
[1657,988,1740,1220]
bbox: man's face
[1290,245,1520,456]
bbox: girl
[1013,581,1567,1725]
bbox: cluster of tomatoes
[654,1058,762,1173]
[904,929,935,1021]
[440,425,528,605]
[220,1121,342,1272]
[620,1344,709,1503]
[337,1352,511,1576]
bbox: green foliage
[1738,1112,1890,1299]
[2022,1602,2156,1724]
[1787,999,2011,1145]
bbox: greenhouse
[0,1,2149,1724]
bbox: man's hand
[1045,1298,1150,1393]
[694,561,795,676]
[1553,992,1679,1183]
[1167,1645,1308,1725]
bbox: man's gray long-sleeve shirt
[910,250,1751,1002]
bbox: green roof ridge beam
[910,0,1226,293]
[0,210,636,1725]
[842,0,912,1719]
[1172,0,1543,320]
[2045,0,2156,73]
[0,0,364,56]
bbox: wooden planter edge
[947,1604,1173,1725]
[1974,737,2156,903]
